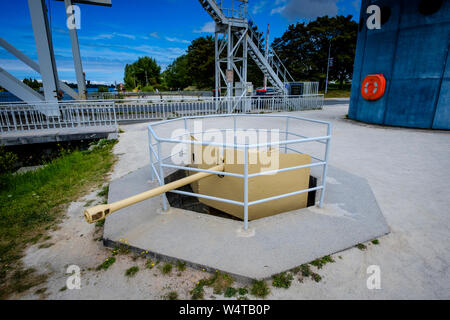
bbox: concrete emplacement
[98,115,390,280]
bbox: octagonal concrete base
[103,165,389,281]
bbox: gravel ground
[14,104,450,299]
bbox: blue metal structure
[349,0,450,129]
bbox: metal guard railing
[0,95,324,133]
[148,114,332,230]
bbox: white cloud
[80,32,136,41]
[149,32,160,39]
[252,1,267,15]
[271,6,286,15]
[193,21,215,33]
[165,37,190,44]
[271,0,339,20]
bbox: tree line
[124,15,357,92]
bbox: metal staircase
[198,0,295,95]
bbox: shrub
[0,147,18,175]
[141,85,155,92]
[224,287,237,298]
[125,266,139,277]
[161,263,172,275]
[250,280,270,298]
[96,257,116,271]
[272,272,294,289]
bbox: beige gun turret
[85,145,312,224]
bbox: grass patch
[97,185,109,198]
[355,243,367,250]
[176,260,186,272]
[111,243,130,256]
[189,271,234,300]
[320,88,351,98]
[300,264,312,277]
[190,279,208,300]
[224,287,237,298]
[2,268,48,297]
[95,219,105,228]
[34,287,47,295]
[83,199,94,207]
[59,286,67,292]
[209,271,234,295]
[310,255,335,269]
[250,280,270,298]
[160,263,173,275]
[166,291,178,300]
[37,242,54,249]
[145,259,156,269]
[272,272,294,289]
[311,273,322,282]
[238,288,248,296]
[0,139,116,298]
[296,264,323,283]
[371,239,379,245]
[96,257,116,271]
[125,266,139,277]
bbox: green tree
[186,36,215,89]
[162,54,191,90]
[272,15,357,89]
[123,57,161,90]
[22,78,42,91]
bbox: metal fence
[0,94,324,133]
[148,114,332,230]
[0,102,116,132]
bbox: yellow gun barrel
[84,164,224,224]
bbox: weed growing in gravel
[95,219,105,227]
[272,272,294,289]
[238,288,248,296]
[176,260,186,272]
[145,259,156,269]
[311,273,322,282]
[125,266,139,277]
[166,291,178,300]
[356,243,367,250]
[310,255,335,269]
[209,271,234,294]
[250,280,270,298]
[190,279,209,300]
[160,263,172,275]
[96,257,116,271]
[224,287,237,298]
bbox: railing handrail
[0,94,324,133]
[0,92,321,107]
[148,113,332,230]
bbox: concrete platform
[103,163,389,281]
[0,126,118,146]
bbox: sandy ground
[14,104,450,300]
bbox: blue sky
[0,0,360,85]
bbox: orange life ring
[361,74,386,100]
